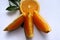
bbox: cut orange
[4,14,24,31]
[20,0,39,14]
[20,0,51,33]
[33,10,51,33]
[24,13,34,38]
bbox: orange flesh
[24,13,33,38]
[20,0,39,14]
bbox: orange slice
[20,0,39,14]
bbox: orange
[24,13,33,38]
[4,14,24,31]
[20,0,39,14]
[33,10,51,33]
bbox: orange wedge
[4,14,24,31]
[33,10,51,33]
[24,13,33,38]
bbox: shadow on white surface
[39,31,49,40]
[26,37,33,40]
[5,27,26,40]
[6,11,18,16]
[34,26,49,40]
[6,27,23,36]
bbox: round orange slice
[20,0,39,14]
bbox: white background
[0,0,60,40]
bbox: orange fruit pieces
[24,13,33,38]
[33,10,51,33]
[4,0,51,38]
[4,14,24,31]
[20,0,39,14]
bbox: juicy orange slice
[20,0,39,14]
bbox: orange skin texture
[4,14,24,31]
[24,14,33,38]
[33,11,51,33]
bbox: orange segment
[33,11,51,33]
[24,13,34,38]
[20,0,39,14]
[4,14,24,31]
